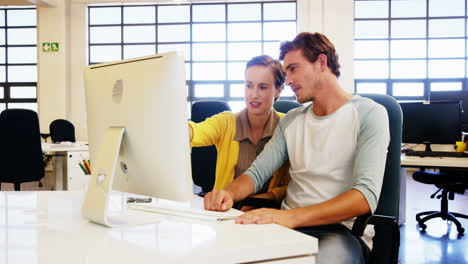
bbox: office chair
[412,169,468,234]
[191,100,231,194]
[0,109,45,191]
[50,119,76,143]
[353,94,402,264]
[273,100,302,113]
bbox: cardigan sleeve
[189,111,232,147]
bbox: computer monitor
[82,52,193,227]
[400,101,462,151]
[430,90,468,126]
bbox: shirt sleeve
[189,111,231,147]
[245,119,289,193]
[352,102,390,213]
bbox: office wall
[36,0,354,141]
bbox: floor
[399,168,468,264]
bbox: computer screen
[83,52,192,207]
[400,101,462,148]
[430,90,468,125]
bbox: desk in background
[42,143,89,191]
[0,191,318,264]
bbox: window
[0,7,37,113]
[88,2,297,113]
[354,0,467,101]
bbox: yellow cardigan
[189,111,290,201]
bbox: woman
[189,55,290,207]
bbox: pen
[79,162,88,175]
[83,159,91,174]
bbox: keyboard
[128,202,243,221]
[406,151,467,158]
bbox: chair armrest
[352,213,400,264]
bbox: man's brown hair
[279,32,341,78]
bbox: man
[204,32,390,264]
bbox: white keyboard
[128,202,243,221]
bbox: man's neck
[312,79,352,117]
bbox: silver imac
[82,52,192,227]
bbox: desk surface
[401,153,468,168]
[42,142,88,152]
[0,191,317,264]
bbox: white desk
[402,153,468,169]
[0,191,318,264]
[42,143,89,191]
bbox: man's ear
[317,54,328,71]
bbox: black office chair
[353,94,402,264]
[273,100,302,113]
[0,109,45,191]
[412,169,468,234]
[191,100,231,194]
[50,119,76,143]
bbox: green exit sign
[42,42,59,52]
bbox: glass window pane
[228,42,261,61]
[281,86,295,97]
[90,45,121,63]
[193,62,226,80]
[230,83,244,97]
[8,103,37,112]
[90,26,121,44]
[0,66,4,82]
[0,10,4,26]
[0,47,5,63]
[263,42,281,59]
[356,83,387,94]
[124,6,155,24]
[193,5,225,22]
[228,4,260,21]
[429,19,464,37]
[10,86,36,98]
[158,6,190,23]
[90,7,121,25]
[185,63,191,81]
[264,22,296,41]
[264,3,295,20]
[0,29,4,45]
[7,9,36,26]
[0,103,5,113]
[193,43,225,61]
[354,60,389,79]
[8,66,37,82]
[429,0,464,17]
[391,60,426,79]
[193,24,226,42]
[431,82,462,91]
[391,40,426,59]
[124,26,155,43]
[429,59,465,78]
[7,47,37,63]
[158,25,190,42]
[228,62,245,81]
[429,39,464,58]
[355,1,388,19]
[7,28,36,45]
[354,40,388,59]
[228,23,261,41]
[228,101,245,113]
[391,0,426,18]
[194,84,224,97]
[158,44,190,61]
[124,45,155,60]
[0,86,3,98]
[355,21,388,39]
[393,83,424,97]
[391,20,426,38]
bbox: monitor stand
[81,127,161,227]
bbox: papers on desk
[42,142,89,152]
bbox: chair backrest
[273,100,302,113]
[359,94,402,263]
[191,101,231,193]
[0,109,45,187]
[50,119,76,143]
